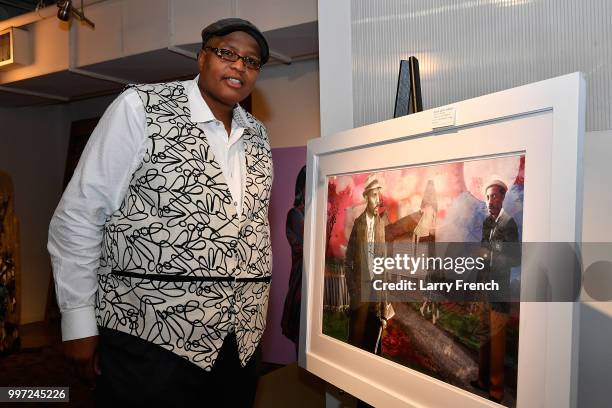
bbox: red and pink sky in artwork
[326,155,525,258]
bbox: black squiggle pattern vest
[95,81,273,370]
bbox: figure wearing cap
[48,18,273,406]
[344,175,387,354]
[471,179,520,403]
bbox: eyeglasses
[204,47,262,71]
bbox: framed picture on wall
[300,73,585,407]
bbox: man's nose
[230,58,247,72]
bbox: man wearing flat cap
[48,18,273,406]
[472,179,520,404]
[344,175,387,354]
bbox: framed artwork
[300,73,585,407]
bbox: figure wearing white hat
[344,175,386,354]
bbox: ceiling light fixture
[57,0,95,29]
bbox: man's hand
[63,335,101,388]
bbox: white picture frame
[300,73,586,407]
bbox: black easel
[393,57,423,117]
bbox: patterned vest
[95,81,273,370]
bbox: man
[48,18,273,407]
[472,179,519,404]
[344,176,386,354]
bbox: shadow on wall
[578,303,612,408]
[250,58,321,147]
[260,146,307,365]
[251,87,272,123]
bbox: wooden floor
[1,320,93,407]
[18,319,62,348]
[255,362,327,408]
[2,320,331,407]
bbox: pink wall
[261,146,307,364]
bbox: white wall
[0,94,116,324]
[318,0,353,137]
[253,58,320,148]
[578,130,612,407]
[320,0,612,132]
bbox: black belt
[111,270,271,283]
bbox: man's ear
[197,50,206,70]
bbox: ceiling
[0,1,55,21]
[0,20,318,108]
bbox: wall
[320,0,612,134]
[318,0,353,137]
[0,104,65,325]
[578,130,612,408]
[0,93,115,324]
[350,0,612,131]
[0,17,70,84]
[253,58,320,148]
[261,145,307,365]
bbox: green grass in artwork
[438,304,520,367]
[322,310,349,342]
[404,302,520,369]
[437,309,481,350]
[505,323,519,366]
[406,302,481,350]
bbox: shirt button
[233,201,238,206]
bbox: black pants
[348,303,382,355]
[95,327,260,407]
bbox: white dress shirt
[489,208,506,241]
[366,212,375,280]
[48,76,247,341]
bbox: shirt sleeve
[47,89,147,341]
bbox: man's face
[197,31,261,109]
[365,188,381,216]
[485,185,505,218]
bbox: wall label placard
[432,106,457,128]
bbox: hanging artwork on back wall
[0,171,20,354]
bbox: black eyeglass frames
[204,47,262,71]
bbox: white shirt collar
[187,75,253,132]
[366,212,375,224]
[187,75,217,123]
[495,208,505,223]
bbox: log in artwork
[322,154,525,407]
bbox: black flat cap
[201,18,269,65]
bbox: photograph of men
[323,157,524,406]
[47,18,273,407]
[344,176,386,354]
[472,179,520,404]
